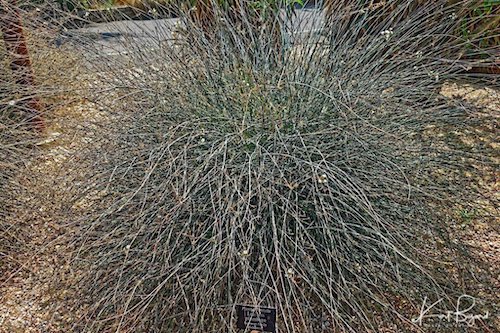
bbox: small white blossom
[317,174,328,184]
[427,71,439,82]
[8,100,15,106]
[380,28,394,41]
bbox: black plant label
[236,304,276,332]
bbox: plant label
[236,304,276,332]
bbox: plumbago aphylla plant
[65,0,498,332]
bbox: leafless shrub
[59,0,497,332]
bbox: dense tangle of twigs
[1,0,498,332]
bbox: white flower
[428,72,440,82]
[317,174,328,184]
[449,12,457,20]
[380,29,394,41]
[8,100,15,106]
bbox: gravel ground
[0,99,105,332]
